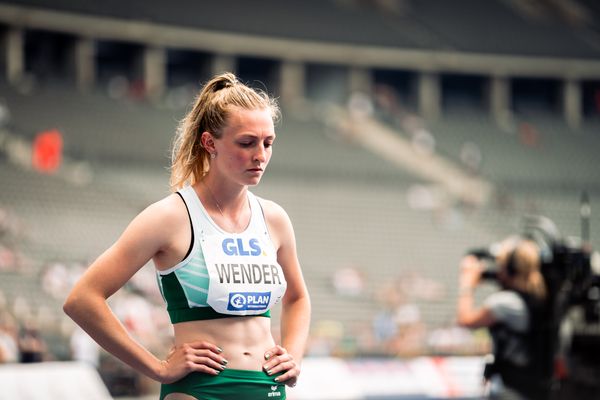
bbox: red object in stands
[32,129,63,173]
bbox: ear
[200,131,216,153]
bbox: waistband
[168,307,271,323]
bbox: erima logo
[268,384,282,397]
[227,292,271,311]
[222,238,262,256]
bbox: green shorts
[160,369,286,400]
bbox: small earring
[210,153,216,159]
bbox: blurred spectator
[69,325,100,368]
[129,264,166,304]
[128,79,147,101]
[42,261,86,300]
[372,307,398,346]
[165,84,197,110]
[0,205,24,242]
[18,319,47,363]
[306,320,345,357]
[0,308,18,363]
[11,295,31,322]
[41,261,69,298]
[518,122,541,148]
[112,289,163,351]
[427,323,488,355]
[372,279,426,356]
[347,91,374,119]
[332,265,366,297]
[411,127,436,155]
[0,243,17,271]
[459,141,483,175]
[372,83,403,123]
[0,206,29,272]
[398,270,445,301]
[406,184,443,211]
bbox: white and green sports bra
[156,186,287,323]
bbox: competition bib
[200,231,287,316]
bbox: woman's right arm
[456,255,496,329]
[63,196,225,383]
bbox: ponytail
[505,240,547,300]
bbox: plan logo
[227,291,271,311]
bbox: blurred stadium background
[0,0,599,399]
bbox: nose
[254,144,267,163]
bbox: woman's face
[211,107,276,187]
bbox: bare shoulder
[255,196,291,227]
[135,192,189,234]
[255,195,296,252]
[151,192,188,218]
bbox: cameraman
[457,238,551,400]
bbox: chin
[243,177,262,186]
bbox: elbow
[283,292,311,316]
[63,289,82,318]
[62,293,75,317]
[456,317,472,329]
[456,313,476,329]
[297,292,312,313]
[297,291,311,309]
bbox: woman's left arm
[261,200,311,386]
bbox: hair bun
[213,74,238,91]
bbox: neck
[200,175,248,209]
[198,177,249,233]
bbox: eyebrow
[237,132,276,140]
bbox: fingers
[185,350,227,375]
[263,344,286,371]
[164,341,228,379]
[263,346,300,387]
[263,344,285,361]
[264,358,295,376]
[274,368,298,388]
[186,340,224,355]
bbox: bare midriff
[172,316,275,371]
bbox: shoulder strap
[247,191,269,236]
[178,186,212,235]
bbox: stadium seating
[2,80,598,360]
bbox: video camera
[467,213,599,326]
[467,201,600,394]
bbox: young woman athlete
[64,72,311,400]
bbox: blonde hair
[498,239,547,300]
[169,72,280,191]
